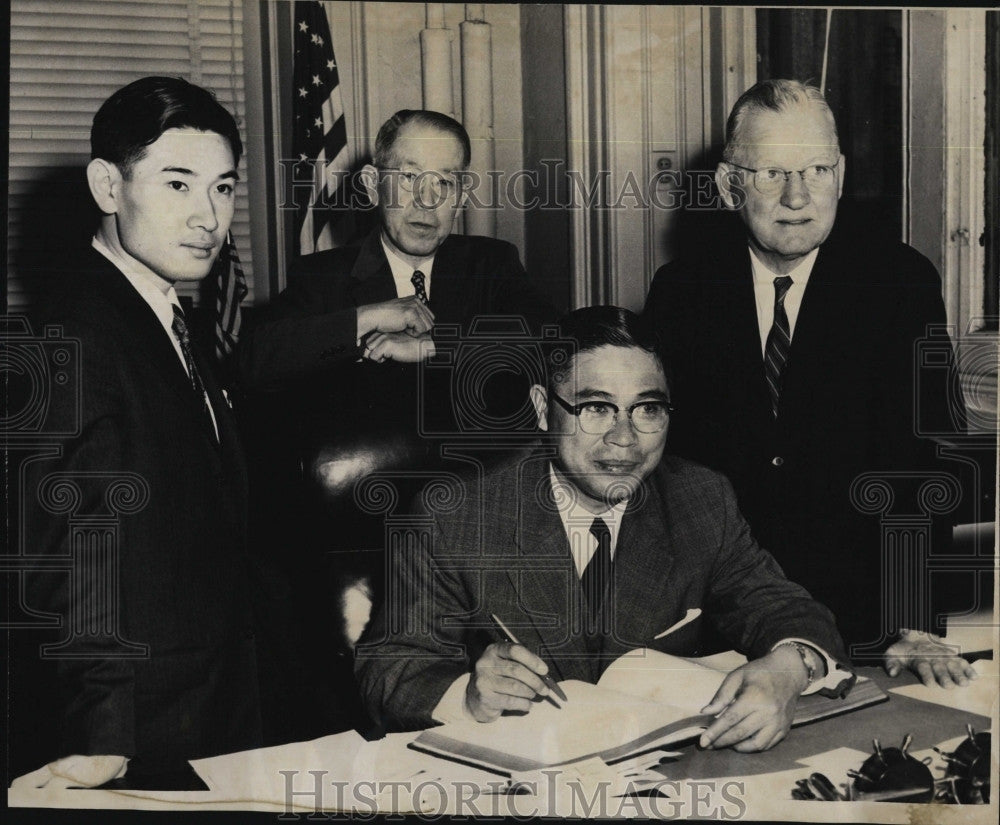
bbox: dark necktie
[411,269,428,304]
[582,517,613,632]
[763,276,794,418]
[171,305,216,440]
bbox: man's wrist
[771,641,816,690]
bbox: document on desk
[410,649,888,776]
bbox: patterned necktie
[763,276,794,418]
[171,305,216,440]
[411,269,428,304]
[582,517,613,632]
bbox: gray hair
[723,79,839,164]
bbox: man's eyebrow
[570,388,614,400]
[159,166,240,181]
[635,389,670,401]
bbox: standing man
[356,307,853,750]
[238,108,554,388]
[16,77,261,788]
[643,79,971,685]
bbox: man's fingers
[699,695,753,748]
[501,643,550,677]
[883,652,904,678]
[702,709,764,750]
[476,643,550,699]
[913,658,936,687]
[701,671,740,716]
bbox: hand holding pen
[463,613,569,723]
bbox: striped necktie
[171,305,217,441]
[764,276,793,418]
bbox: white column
[420,3,454,116]
[461,4,496,237]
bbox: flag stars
[312,75,322,86]
[298,87,308,98]
[298,21,308,33]
[314,117,322,128]
[311,34,324,46]
[326,59,336,70]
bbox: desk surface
[676,666,991,780]
[8,663,996,823]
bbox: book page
[414,679,705,771]
[597,648,731,713]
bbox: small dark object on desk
[935,725,991,804]
[849,735,935,803]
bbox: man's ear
[359,164,379,206]
[529,384,549,432]
[87,159,122,215]
[835,153,846,200]
[715,162,741,210]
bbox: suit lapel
[503,458,594,682]
[715,243,773,423]
[426,236,469,325]
[609,477,677,648]
[85,250,205,411]
[348,229,397,307]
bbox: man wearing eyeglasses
[643,79,970,688]
[238,109,554,388]
[356,307,853,749]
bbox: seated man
[356,307,853,752]
[237,108,555,389]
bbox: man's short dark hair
[91,76,243,177]
[372,110,472,170]
[723,79,838,164]
[547,306,672,394]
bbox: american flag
[293,1,350,255]
[213,230,248,365]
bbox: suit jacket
[642,213,965,650]
[354,451,849,732]
[19,248,262,781]
[237,228,556,391]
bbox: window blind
[7,0,254,311]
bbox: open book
[409,649,887,776]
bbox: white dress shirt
[381,235,434,299]
[749,246,819,356]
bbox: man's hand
[884,630,977,688]
[11,754,128,790]
[357,296,434,338]
[363,331,435,363]
[698,646,809,752]
[466,642,552,723]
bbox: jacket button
[771,456,784,467]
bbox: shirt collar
[380,233,435,283]
[549,464,629,549]
[749,245,819,287]
[92,236,181,329]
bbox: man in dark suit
[643,79,973,687]
[356,307,853,753]
[237,108,554,390]
[14,77,261,789]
